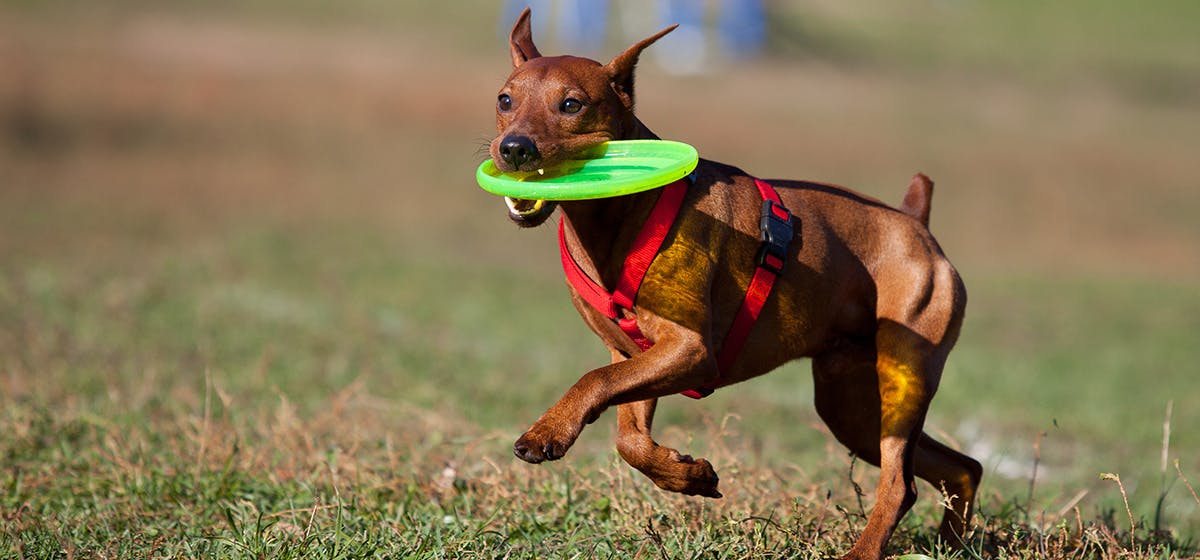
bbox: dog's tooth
[537,168,545,175]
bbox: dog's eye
[498,94,513,112]
[560,98,583,114]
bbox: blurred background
[2,0,1198,542]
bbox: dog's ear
[604,25,677,108]
[509,7,542,68]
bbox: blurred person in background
[501,0,611,58]
[655,0,765,74]
[502,0,765,74]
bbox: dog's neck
[559,117,665,291]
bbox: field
[2,1,1199,557]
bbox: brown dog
[488,9,981,560]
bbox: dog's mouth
[504,196,557,228]
[490,141,602,227]
[500,165,567,228]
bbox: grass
[2,0,1199,557]
[3,379,1197,558]
[4,216,1198,557]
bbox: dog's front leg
[514,324,714,464]
[616,397,721,497]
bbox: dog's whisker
[472,136,493,160]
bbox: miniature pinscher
[487,9,981,559]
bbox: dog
[487,9,981,560]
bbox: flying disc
[475,140,699,201]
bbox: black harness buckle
[756,200,794,275]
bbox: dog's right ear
[605,25,677,109]
[509,7,542,68]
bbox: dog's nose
[499,135,540,168]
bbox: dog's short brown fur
[489,9,981,559]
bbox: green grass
[4,252,1198,557]
[2,0,1199,557]
[3,215,1197,557]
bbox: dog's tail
[899,173,933,227]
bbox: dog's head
[490,8,675,227]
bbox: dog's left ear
[509,7,542,68]
[604,25,677,108]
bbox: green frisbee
[475,140,699,201]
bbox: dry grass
[4,377,1195,557]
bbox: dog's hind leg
[813,338,885,466]
[814,333,978,554]
[615,397,722,498]
[813,331,929,560]
[817,256,969,559]
[878,257,977,548]
[914,432,982,546]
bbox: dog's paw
[513,419,579,464]
[651,453,722,498]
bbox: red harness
[558,175,795,399]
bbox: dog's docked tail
[898,173,933,227]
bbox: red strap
[681,179,789,399]
[613,181,689,310]
[618,317,654,351]
[559,179,690,320]
[560,176,791,400]
[756,178,784,205]
[559,218,620,318]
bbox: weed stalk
[1100,472,1136,551]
